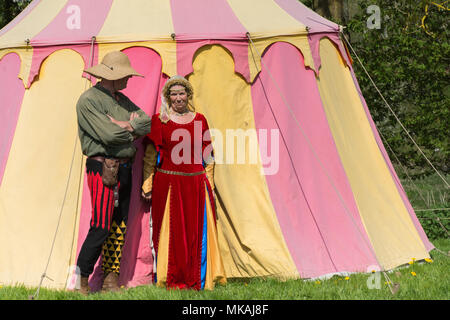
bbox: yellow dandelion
[385,281,391,285]
[411,272,417,277]
[315,280,321,285]
[425,258,433,263]
[344,277,350,281]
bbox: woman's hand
[141,190,152,201]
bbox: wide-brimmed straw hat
[84,51,143,80]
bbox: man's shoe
[102,272,120,292]
[78,276,90,296]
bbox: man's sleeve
[77,96,134,146]
[130,108,152,137]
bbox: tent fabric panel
[0,49,87,288]
[188,45,298,279]
[0,0,68,49]
[177,40,250,82]
[308,33,351,74]
[0,48,34,88]
[274,0,339,33]
[27,44,96,88]
[170,0,247,40]
[226,0,307,39]
[347,66,434,252]
[251,42,378,278]
[247,35,315,83]
[96,42,177,79]
[0,53,26,186]
[96,0,175,42]
[31,0,113,46]
[316,39,430,270]
[76,46,167,291]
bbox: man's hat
[84,51,143,80]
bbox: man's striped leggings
[77,158,132,278]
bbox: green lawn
[1,238,448,300]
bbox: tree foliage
[0,0,32,30]
[345,0,449,178]
[301,0,449,179]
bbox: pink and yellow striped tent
[0,0,433,290]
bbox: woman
[141,75,226,290]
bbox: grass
[1,238,449,300]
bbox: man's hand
[130,112,140,122]
[141,190,152,201]
[108,114,136,133]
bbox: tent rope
[30,36,96,300]
[378,130,428,206]
[245,33,402,292]
[378,130,449,238]
[340,32,449,189]
[30,133,79,300]
[340,32,450,246]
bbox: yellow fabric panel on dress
[0,0,68,49]
[315,39,429,270]
[142,142,157,194]
[204,185,227,290]
[188,45,298,279]
[155,187,171,288]
[97,0,174,42]
[0,49,87,288]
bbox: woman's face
[169,85,188,112]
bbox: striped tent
[0,0,433,290]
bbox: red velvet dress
[147,112,225,290]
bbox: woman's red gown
[147,112,226,290]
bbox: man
[75,51,151,295]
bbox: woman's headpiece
[160,75,194,123]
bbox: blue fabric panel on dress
[201,201,207,289]
[154,256,157,284]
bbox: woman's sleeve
[202,115,215,191]
[142,114,162,194]
[142,139,157,194]
[148,114,163,147]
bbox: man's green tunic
[76,83,151,158]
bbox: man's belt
[89,155,131,164]
[156,168,205,176]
